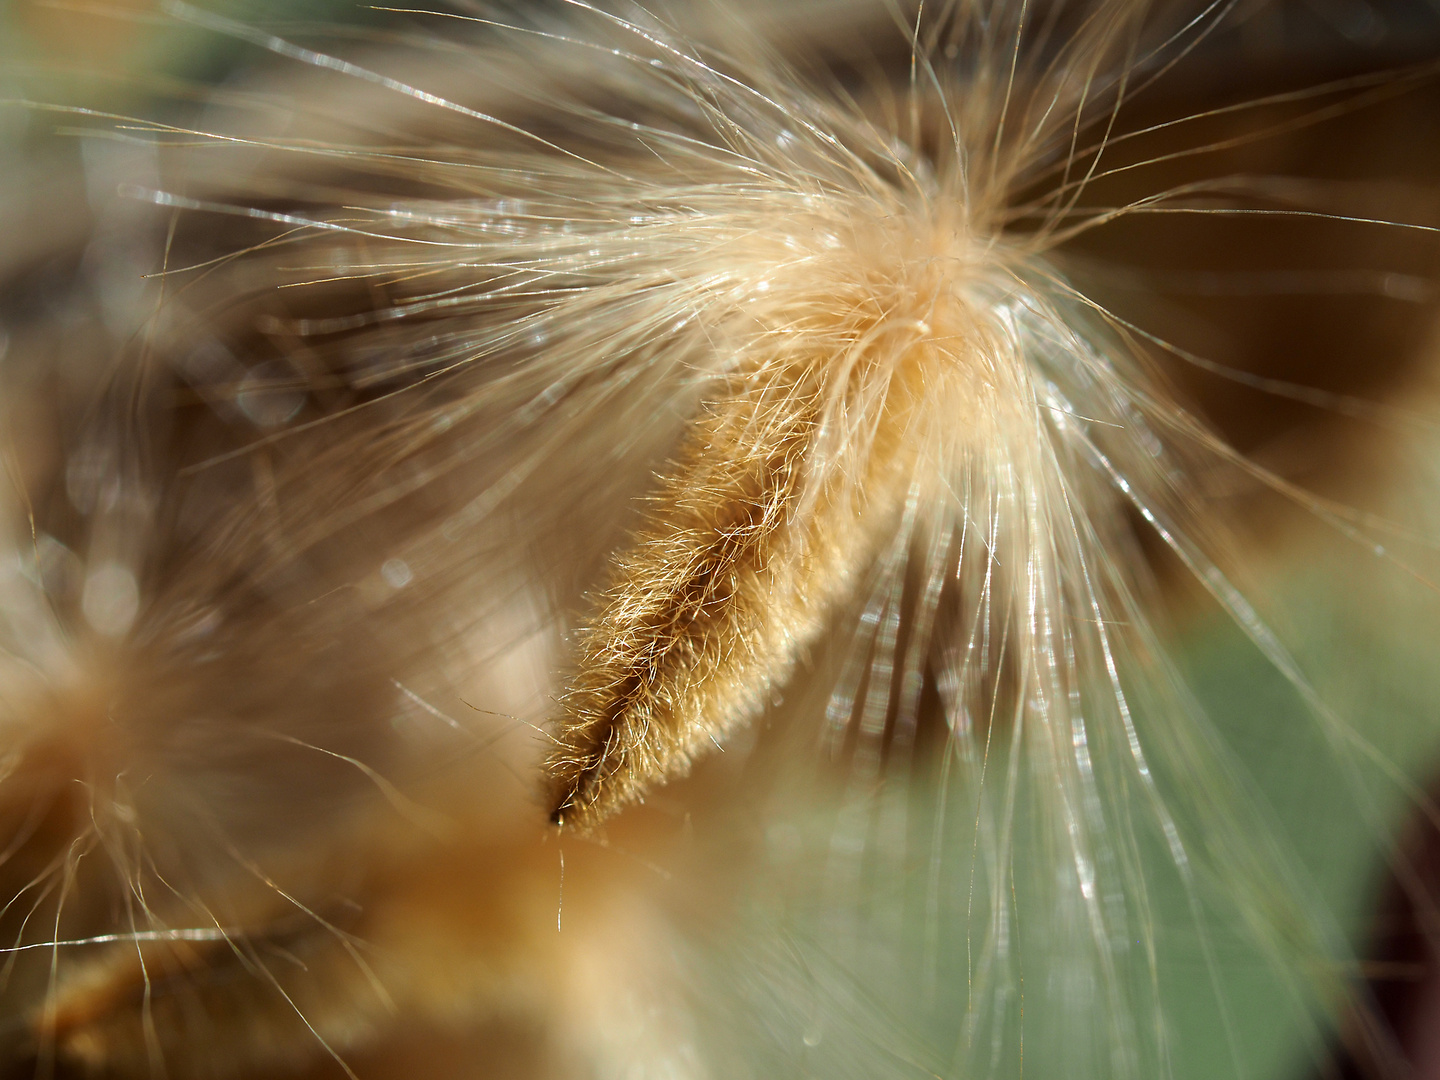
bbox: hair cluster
[0,1,1438,1077]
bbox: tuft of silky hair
[1,1,1439,1078]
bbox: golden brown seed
[547,280,958,829]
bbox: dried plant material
[1,1,1440,1078]
[550,216,985,826]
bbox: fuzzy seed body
[546,210,999,827]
